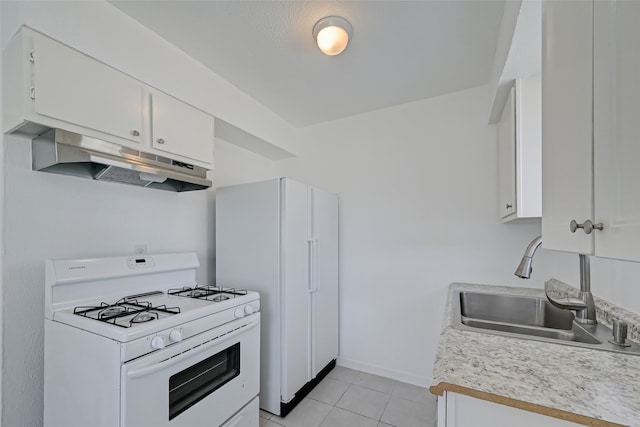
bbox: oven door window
[169,342,240,420]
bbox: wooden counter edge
[429,382,627,427]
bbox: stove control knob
[169,329,183,342]
[151,335,166,350]
[234,308,245,318]
[244,305,255,315]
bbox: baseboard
[336,356,430,387]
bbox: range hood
[32,129,212,192]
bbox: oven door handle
[126,316,259,380]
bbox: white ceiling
[110,1,506,128]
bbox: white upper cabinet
[541,0,594,254]
[33,33,144,145]
[498,87,517,219]
[593,0,640,261]
[498,76,542,222]
[150,91,214,165]
[3,27,214,169]
[542,0,640,262]
[490,0,542,222]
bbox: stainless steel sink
[451,290,640,355]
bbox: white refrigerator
[215,177,339,416]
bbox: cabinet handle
[130,130,140,137]
[506,203,513,209]
[157,138,165,145]
[570,219,604,234]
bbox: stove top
[46,253,260,343]
[71,286,252,329]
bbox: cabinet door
[309,187,339,378]
[150,92,214,165]
[515,75,542,218]
[498,87,516,219]
[541,0,594,254]
[33,34,143,144]
[441,392,583,427]
[593,0,640,262]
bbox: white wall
[213,139,276,189]
[275,85,581,385]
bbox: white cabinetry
[497,76,541,222]
[32,32,144,145]
[592,0,640,261]
[498,87,516,219]
[438,392,582,427]
[150,91,214,164]
[3,27,213,168]
[542,0,640,262]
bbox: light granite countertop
[430,281,640,427]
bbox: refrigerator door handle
[308,238,319,293]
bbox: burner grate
[168,285,248,301]
[74,296,180,328]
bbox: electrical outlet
[134,244,147,255]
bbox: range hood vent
[32,129,212,192]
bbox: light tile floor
[259,367,437,427]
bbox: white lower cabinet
[438,392,582,427]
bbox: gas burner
[99,306,126,318]
[168,285,248,302]
[131,312,157,324]
[191,289,209,298]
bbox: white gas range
[43,252,260,427]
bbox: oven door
[121,313,260,427]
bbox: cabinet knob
[506,203,513,209]
[570,219,604,234]
[130,130,140,137]
[157,138,165,145]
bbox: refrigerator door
[280,179,312,403]
[309,186,340,378]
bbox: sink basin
[450,289,640,355]
[458,292,600,344]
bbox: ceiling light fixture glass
[312,16,352,56]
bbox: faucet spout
[514,235,542,279]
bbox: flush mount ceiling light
[312,16,352,56]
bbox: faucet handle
[544,282,588,310]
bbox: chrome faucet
[514,235,597,325]
[514,235,542,279]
